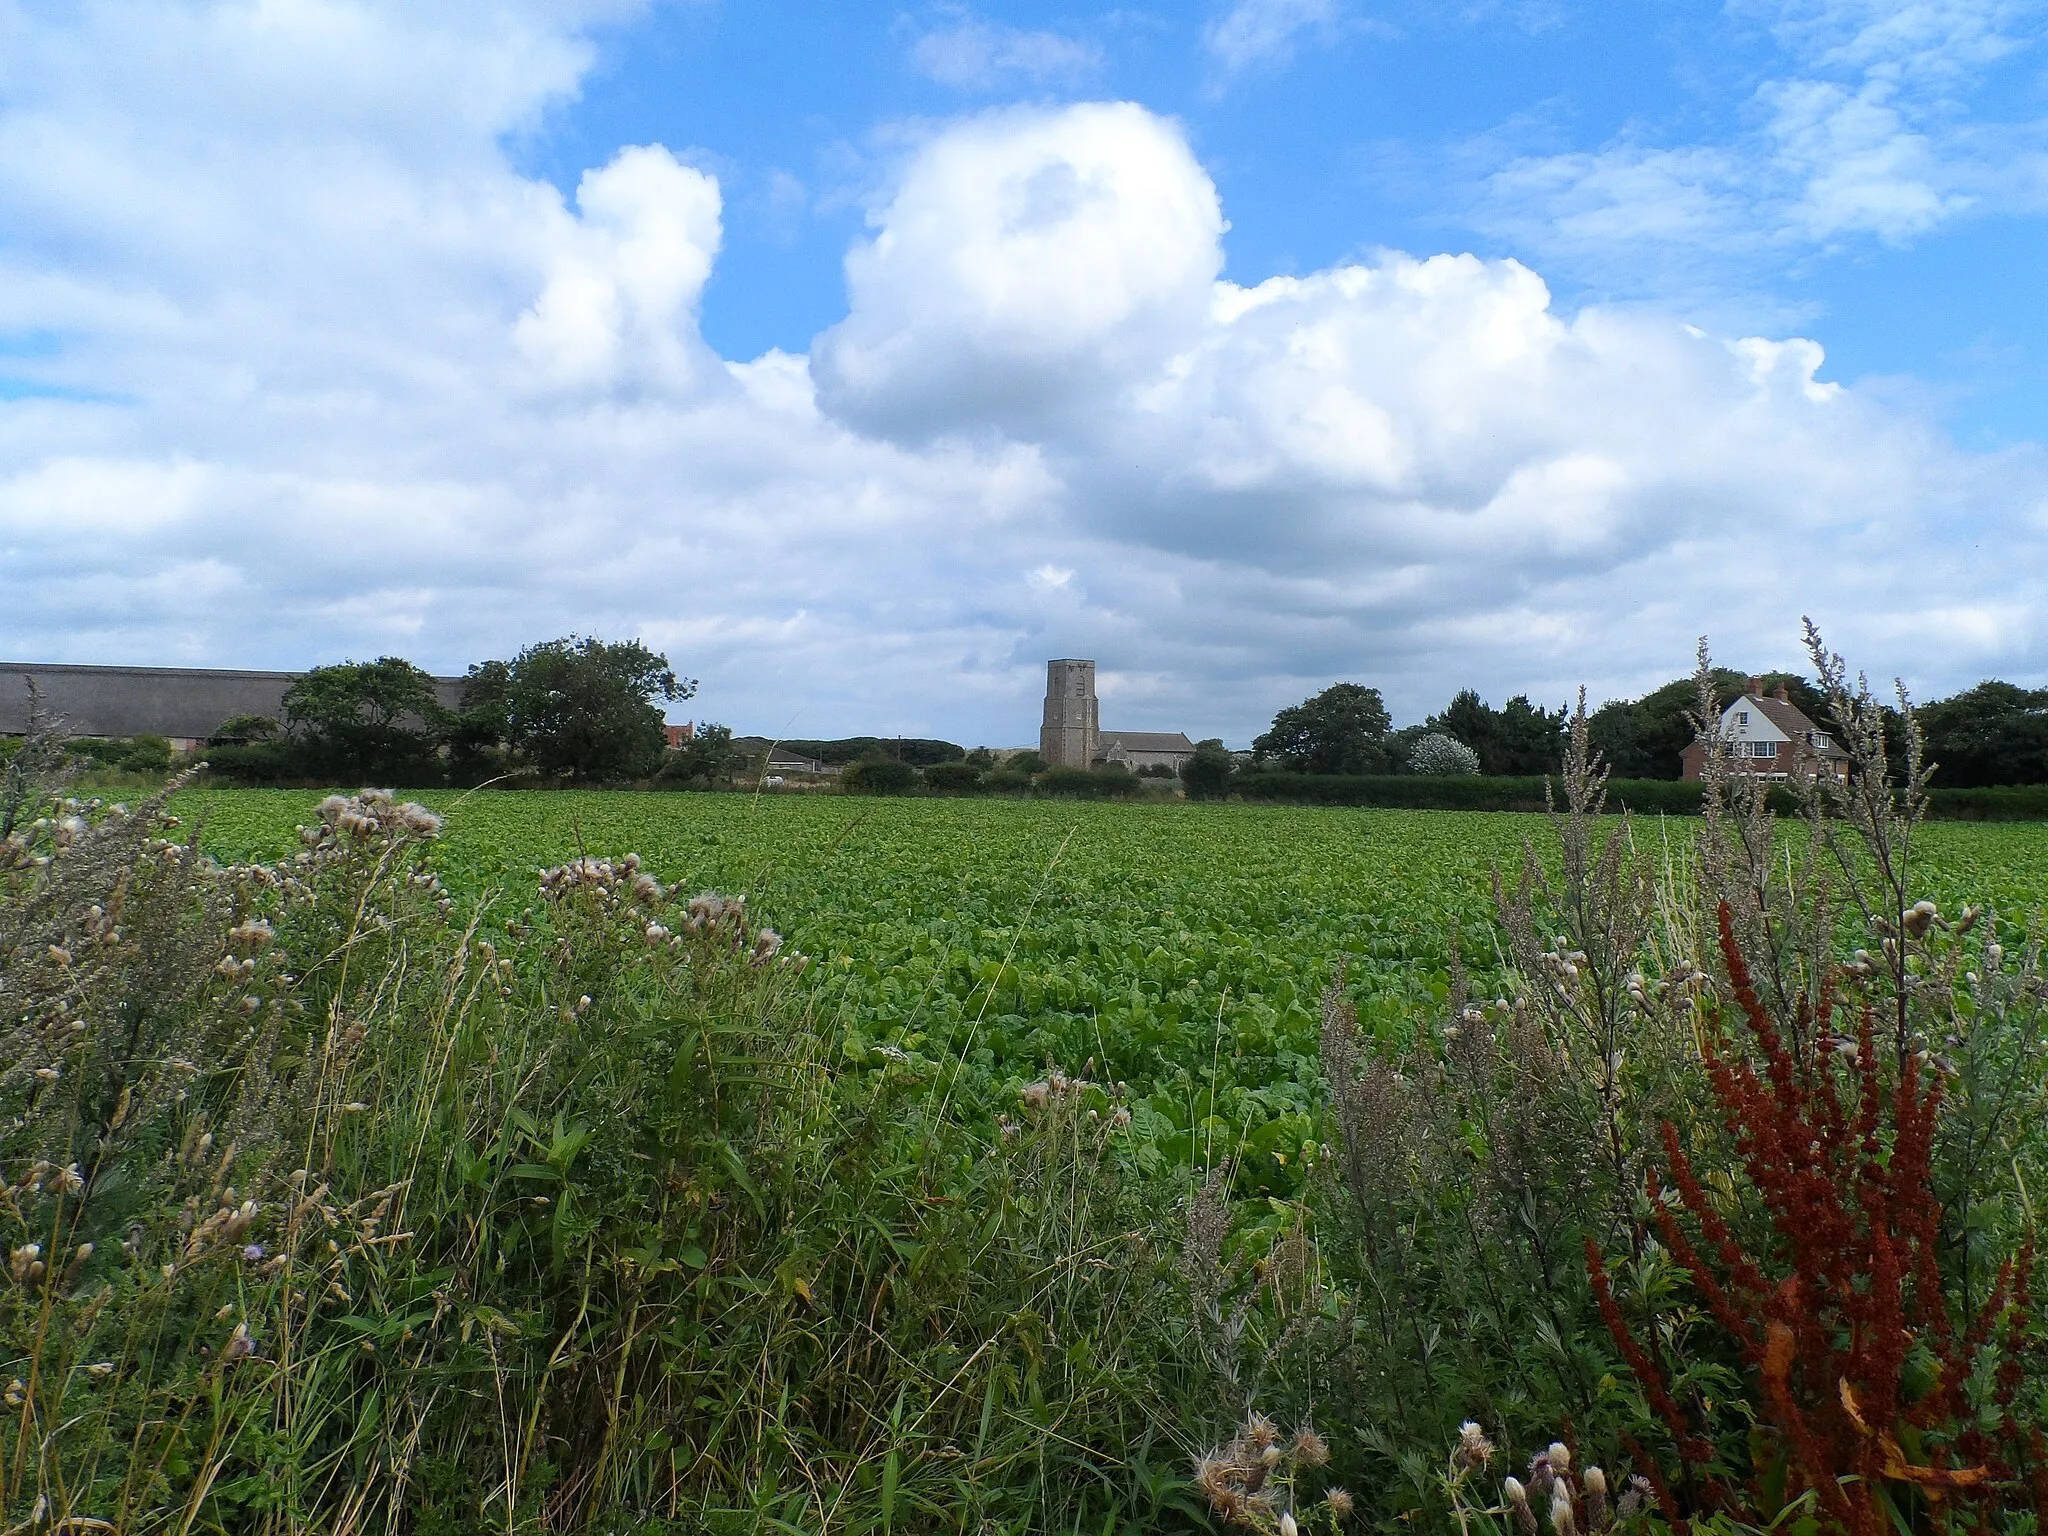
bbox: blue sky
[539,0,2048,445]
[0,0,2044,744]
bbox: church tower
[1040,659,1098,768]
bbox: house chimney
[1748,676,1764,696]
[1774,683,1789,702]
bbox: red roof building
[1680,678,1849,783]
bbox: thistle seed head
[1454,1420,1495,1472]
[1549,1482,1577,1536]
[1582,1466,1608,1531]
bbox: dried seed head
[1549,1482,1577,1536]
[1504,1478,1539,1536]
[1324,1487,1354,1520]
[1583,1467,1608,1531]
[1291,1425,1330,1467]
[1454,1420,1495,1472]
[228,917,275,950]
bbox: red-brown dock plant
[1590,628,2048,1535]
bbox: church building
[1038,659,1197,773]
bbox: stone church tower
[1040,659,1098,768]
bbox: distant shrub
[62,734,173,774]
[1136,763,1176,778]
[1038,766,1100,798]
[196,740,303,785]
[1926,783,2048,819]
[923,760,984,793]
[1229,771,2048,819]
[1407,731,1480,776]
[1180,738,1235,800]
[120,733,172,772]
[765,736,965,768]
[983,767,1032,795]
[1234,771,1728,813]
[1037,765,1140,799]
[1091,763,1140,798]
[207,713,279,745]
[841,757,917,794]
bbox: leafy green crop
[178,790,2048,1198]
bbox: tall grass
[16,631,2048,1536]
[2,740,1208,1532]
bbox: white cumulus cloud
[515,145,724,391]
[813,103,1226,440]
[0,8,2040,745]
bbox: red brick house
[1680,678,1850,784]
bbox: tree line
[164,641,2048,793]
[204,637,724,787]
[1248,670,2048,786]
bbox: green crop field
[177,789,2048,1191]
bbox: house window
[1754,741,1778,758]
[1735,710,1749,725]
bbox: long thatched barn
[0,662,465,751]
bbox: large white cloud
[0,2,2042,747]
[813,103,1226,440]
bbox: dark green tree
[1254,683,1393,774]
[923,761,984,793]
[1918,682,2048,787]
[842,757,916,794]
[494,637,694,783]
[1430,690,1567,776]
[661,723,737,789]
[1494,695,1567,775]
[448,659,517,782]
[283,657,449,783]
[1180,738,1235,799]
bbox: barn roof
[1,661,465,742]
